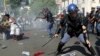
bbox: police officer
[54,4,96,56]
[95,6,100,36]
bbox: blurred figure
[55,13,65,39]
[54,4,96,56]
[45,8,54,37]
[35,8,54,38]
[9,17,24,41]
[95,7,100,36]
[0,14,10,40]
[84,12,89,27]
[63,9,67,16]
[88,7,96,33]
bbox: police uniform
[56,4,96,56]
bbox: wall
[55,0,100,15]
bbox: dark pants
[96,23,100,36]
[88,23,94,33]
[57,33,96,55]
[60,27,65,39]
[3,30,10,40]
[47,22,54,36]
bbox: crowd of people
[86,7,100,36]
[0,3,99,56]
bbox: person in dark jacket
[95,7,100,36]
[54,4,96,56]
[35,8,54,37]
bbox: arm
[34,16,45,21]
[34,11,47,21]
[55,19,64,34]
[81,17,89,40]
[82,25,91,47]
[54,18,65,37]
[82,17,88,37]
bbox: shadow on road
[23,36,29,40]
[95,37,100,46]
[62,45,91,56]
[95,37,100,56]
[17,36,29,41]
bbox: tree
[8,0,21,18]
[5,0,10,5]
[30,0,58,15]
[9,0,21,9]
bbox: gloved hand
[86,40,91,47]
[82,25,86,29]
[82,25,87,33]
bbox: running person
[35,8,54,37]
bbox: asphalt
[0,28,100,56]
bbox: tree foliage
[9,0,58,17]
[5,0,10,5]
[30,0,58,15]
[9,0,21,9]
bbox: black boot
[89,47,96,56]
[83,43,96,56]
[56,42,65,55]
[97,32,100,36]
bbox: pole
[72,0,73,3]
[4,0,7,13]
[64,0,65,9]
[68,0,69,5]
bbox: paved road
[0,28,99,56]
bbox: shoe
[91,51,96,56]
[97,32,100,36]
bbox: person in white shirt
[9,17,23,40]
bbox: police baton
[34,17,38,21]
[42,36,56,47]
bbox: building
[55,0,100,15]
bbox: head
[9,17,16,23]
[97,6,100,12]
[67,4,79,17]
[86,12,90,16]
[58,13,64,19]
[4,14,10,20]
[91,7,95,11]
